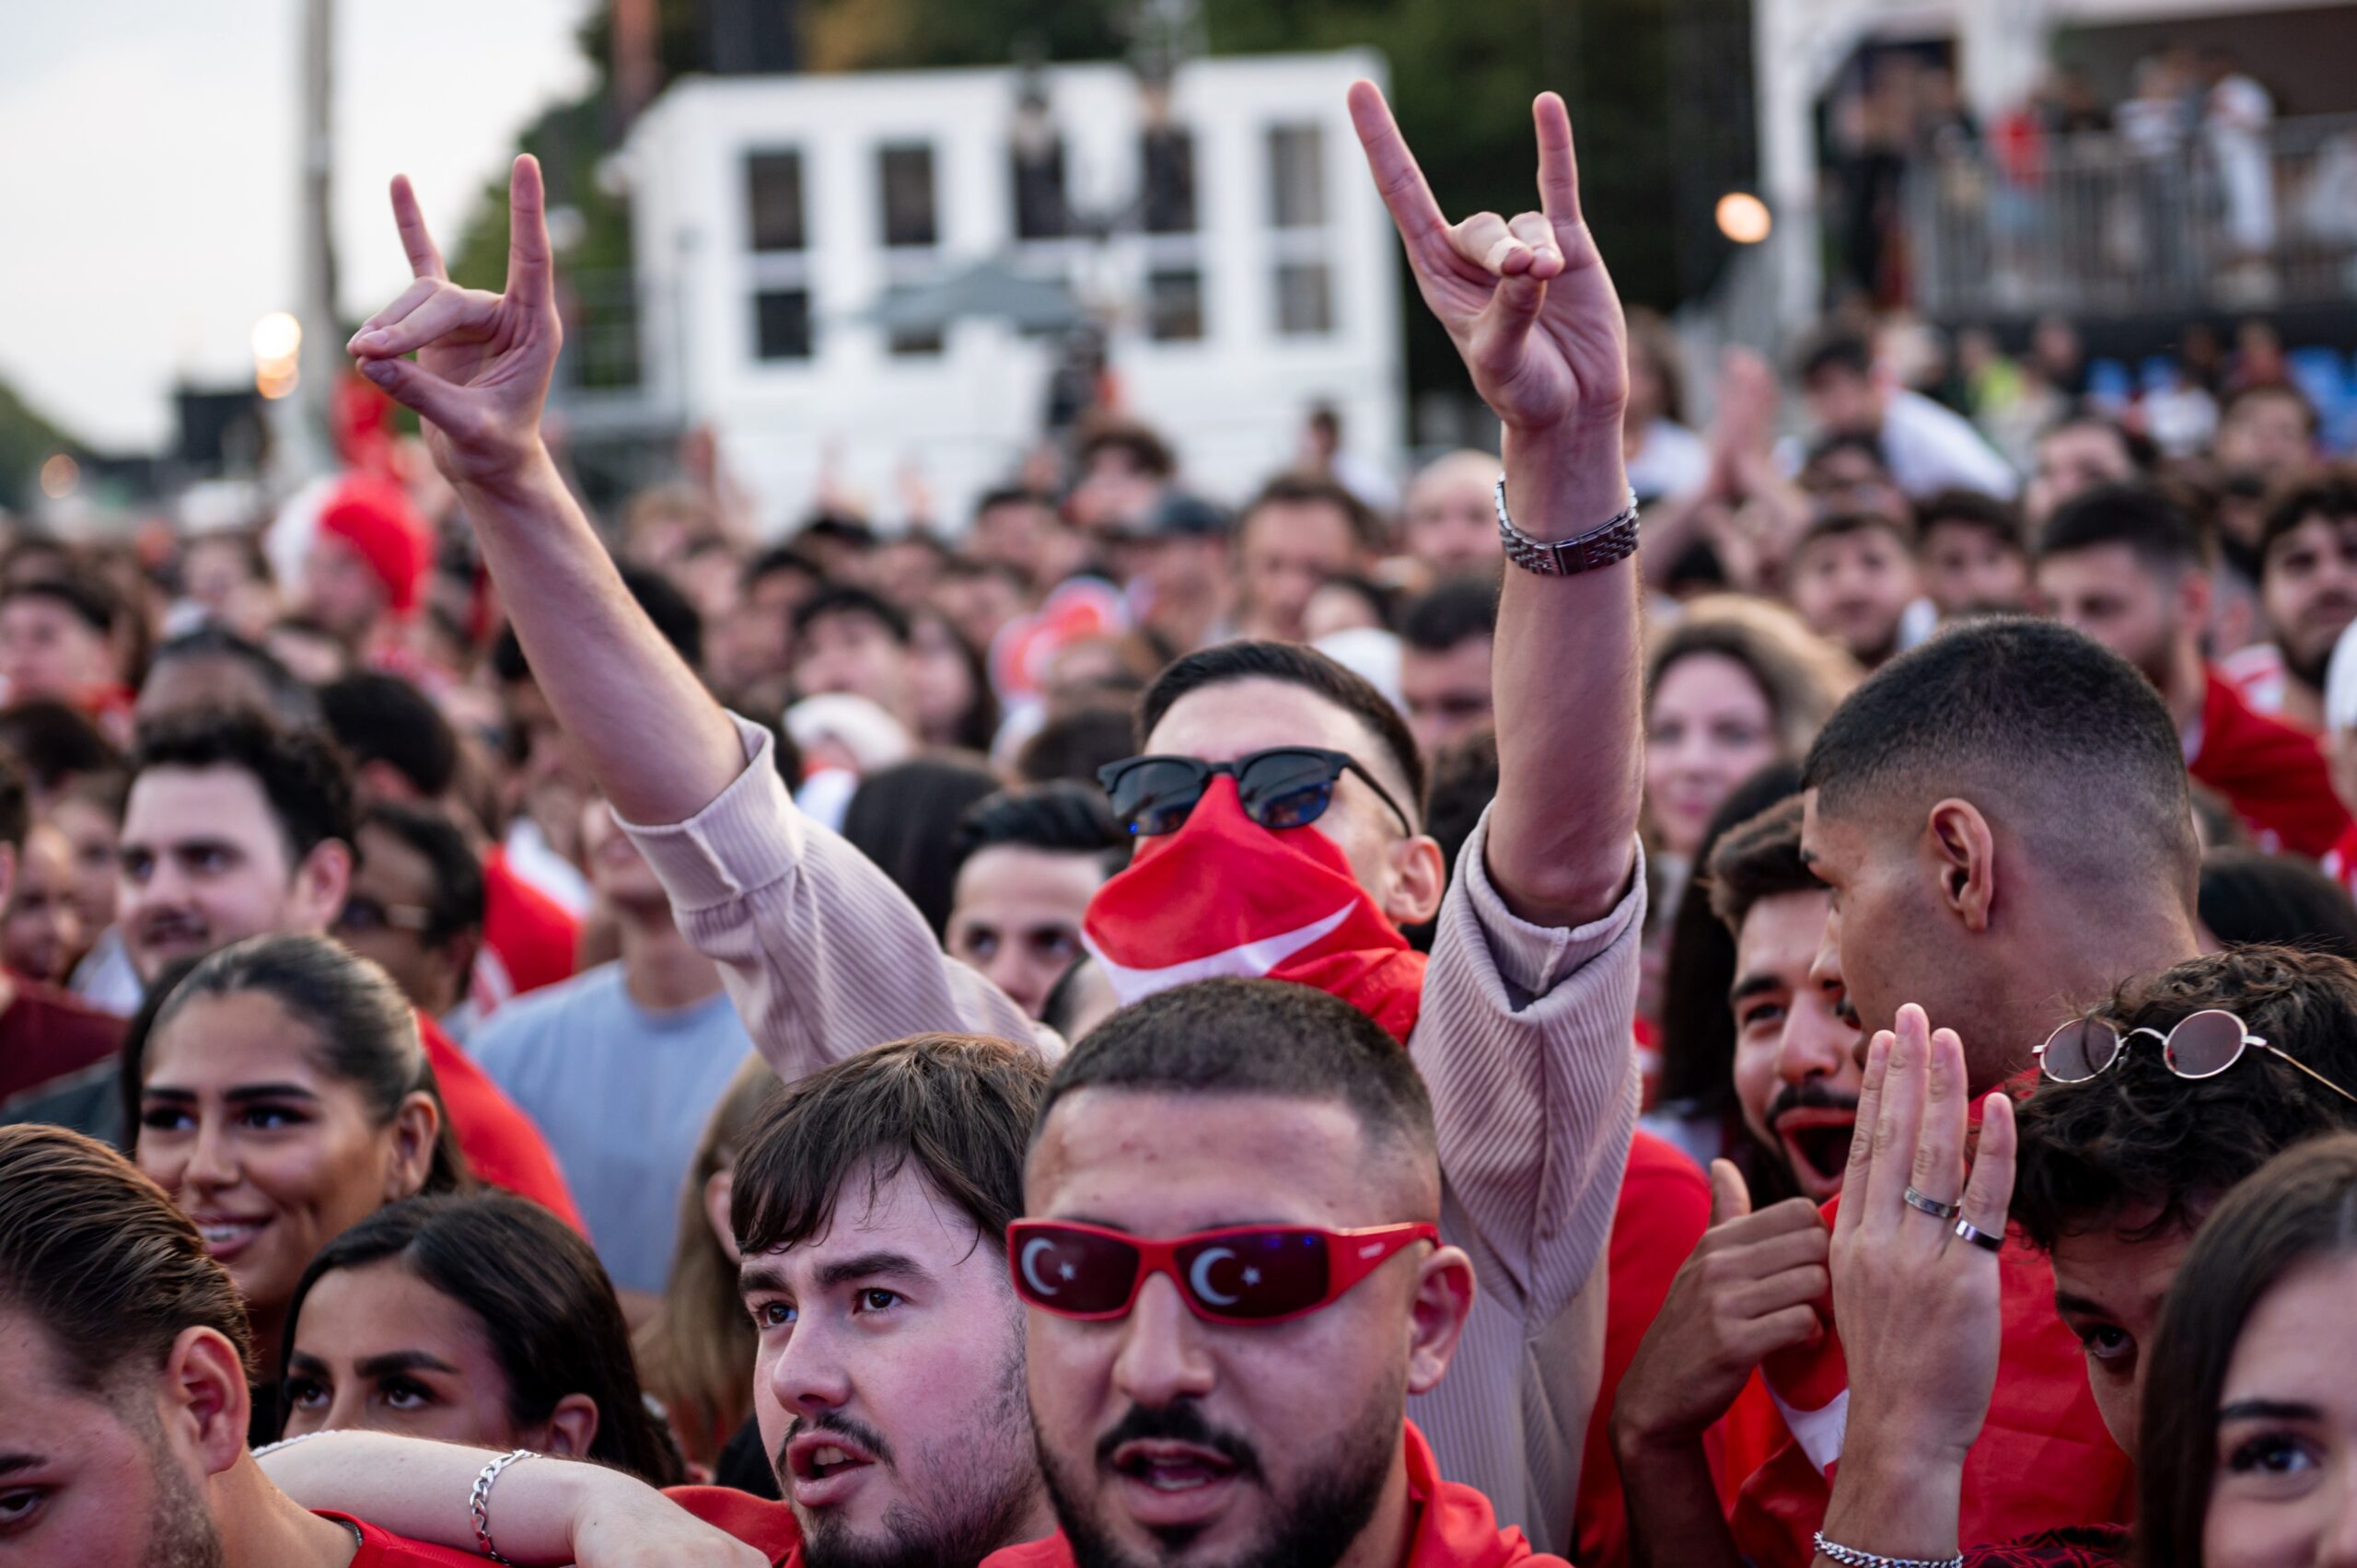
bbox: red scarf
[1082,776,1428,1042]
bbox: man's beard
[1039,1376,1401,1568]
[144,1430,226,1568]
[791,1345,1040,1568]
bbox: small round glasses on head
[2037,1007,2357,1105]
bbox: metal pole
[295,0,338,480]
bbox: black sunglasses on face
[1097,747,1415,838]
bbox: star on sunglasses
[1097,748,1415,838]
[1006,1220,1440,1326]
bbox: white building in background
[610,51,1402,533]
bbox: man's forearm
[1613,1427,1743,1568]
[459,451,746,827]
[1486,426,1643,929]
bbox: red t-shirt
[1572,1129,1714,1568]
[668,1484,805,1566]
[2189,668,2352,859]
[983,1423,1565,1568]
[472,848,581,1016]
[413,1011,584,1233]
[321,1511,491,1565]
[0,975,125,1104]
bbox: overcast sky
[0,0,596,451]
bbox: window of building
[1146,268,1204,343]
[1267,124,1326,229]
[878,144,938,249]
[1141,127,1197,235]
[753,289,812,360]
[746,150,807,252]
[1274,261,1334,336]
[1012,138,1069,239]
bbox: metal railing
[1906,112,2357,319]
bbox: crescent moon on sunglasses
[1020,1237,1062,1297]
[1189,1247,1241,1307]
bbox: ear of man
[159,1325,251,1481]
[1925,798,1996,934]
[1404,1243,1479,1396]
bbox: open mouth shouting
[1771,1106,1857,1199]
[1108,1437,1248,1529]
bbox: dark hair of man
[1037,978,1437,1176]
[150,624,321,728]
[733,1032,1050,1260]
[2198,850,2357,961]
[741,542,825,596]
[1242,472,1383,554]
[1802,430,1891,480]
[132,706,357,867]
[1075,418,1177,481]
[0,697,124,794]
[319,671,459,799]
[2011,946,2357,1253]
[1800,616,2196,890]
[493,563,704,682]
[1138,640,1426,819]
[792,583,912,646]
[2256,469,2357,569]
[1796,509,1914,557]
[0,1122,255,1390]
[0,572,117,635]
[841,755,1004,939]
[1705,794,1817,933]
[975,484,1051,519]
[1913,488,2026,556]
[282,1192,681,1485]
[1015,703,1137,788]
[955,783,1128,879]
[2134,1132,2357,1568]
[132,934,466,1195]
[1796,329,1874,385]
[1655,762,1807,1206]
[0,745,29,855]
[2038,409,2159,475]
[2220,379,2320,438]
[2035,482,2209,576]
[359,803,486,945]
[1400,575,1500,654]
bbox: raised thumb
[1708,1159,1752,1226]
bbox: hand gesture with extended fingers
[1831,1005,2017,1470]
[1347,81,1628,449]
[347,157,561,492]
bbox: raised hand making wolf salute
[352,85,1647,1553]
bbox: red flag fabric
[1082,774,1428,1042]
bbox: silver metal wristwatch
[1492,476,1642,575]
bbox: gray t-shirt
[473,962,754,1294]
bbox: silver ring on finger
[1902,1185,1961,1221]
[1952,1218,2004,1253]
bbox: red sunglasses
[1006,1219,1440,1327]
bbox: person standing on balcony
[2202,46,2277,302]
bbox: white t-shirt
[1876,388,2021,500]
[1626,418,1712,503]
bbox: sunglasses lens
[1013,1225,1142,1315]
[1237,751,1341,830]
[2041,1019,2118,1082]
[1172,1230,1331,1320]
[1108,760,1208,836]
[2166,1010,2247,1078]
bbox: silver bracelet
[469,1449,535,1565]
[1813,1531,1964,1568]
[1493,475,1642,575]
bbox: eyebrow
[2218,1399,2323,1425]
[813,1250,935,1291]
[140,1084,321,1105]
[2051,1290,2111,1319]
[1729,972,1788,1008]
[355,1350,462,1378]
[0,1452,43,1478]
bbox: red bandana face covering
[1081,775,1429,1041]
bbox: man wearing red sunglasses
[348,80,1643,1553]
[1001,978,1562,1568]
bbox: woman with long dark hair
[279,1191,682,1486]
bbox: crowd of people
[4,71,2357,1568]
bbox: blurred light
[257,361,300,401]
[1715,192,1772,245]
[38,453,80,499]
[252,311,304,364]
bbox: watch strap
[1493,477,1642,575]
